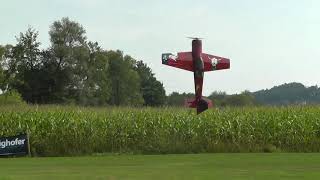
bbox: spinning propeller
[187,37,203,40]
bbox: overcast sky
[1,0,319,95]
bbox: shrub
[0,90,26,106]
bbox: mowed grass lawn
[0,153,320,180]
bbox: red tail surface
[185,97,213,114]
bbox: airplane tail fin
[185,97,213,114]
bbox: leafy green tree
[0,90,25,105]
[208,91,227,106]
[78,42,111,105]
[0,44,14,92]
[0,45,5,91]
[134,60,166,106]
[166,92,194,106]
[107,51,144,106]
[225,91,256,107]
[4,28,43,103]
[48,17,89,103]
[307,85,320,104]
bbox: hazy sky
[1,0,319,95]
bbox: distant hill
[253,82,320,105]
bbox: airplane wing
[162,52,193,71]
[202,53,230,72]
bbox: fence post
[27,131,31,157]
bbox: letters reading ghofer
[0,138,26,149]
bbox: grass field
[0,153,320,180]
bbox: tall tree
[107,51,144,106]
[134,60,166,106]
[4,28,43,103]
[78,42,111,105]
[0,44,14,93]
[48,17,89,103]
[0,45,5,91]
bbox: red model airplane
[162,38,230,114]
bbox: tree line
[167,91,256,107]
[167,82,320,107]
[254,82,320,105]
[0,17,166,106]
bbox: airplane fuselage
[192,39,204,106]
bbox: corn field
[1,105,320,156]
